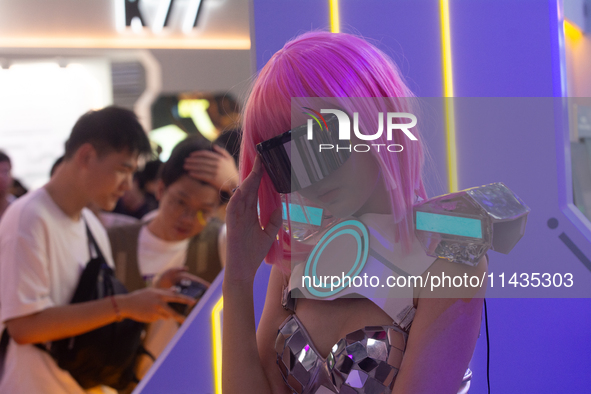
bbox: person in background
[102,160,162,228]
[0,152,14,219]
[137,160,162,210]
[107,137,228,379]
[185,131,240,222]
[111,164,160,220]
[9,179,27,199]
[0,106,195,394]
[209,93,241,131]
[214,128,241,165]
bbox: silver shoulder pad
[414,182,530,266]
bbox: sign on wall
[117,0,205,34]
[0,0,249,49]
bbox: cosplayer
[222,32,526,394]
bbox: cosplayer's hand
[225,156,282,283]
[117,288,196,324]
[154,267,210,290]
[184,145,238,193]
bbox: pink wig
[240,31,427,270]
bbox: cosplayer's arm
[256,266,295,394]
[222,157,283,394]
[392,256,487,394]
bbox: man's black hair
[161,136,214,188]
[11,179,27,198]
[0,151,11,165]
[64,106,152,159]
[50,155,64,177]
[214,128,241,166]
[137,160,163,190]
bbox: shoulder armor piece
[414,182,530,266]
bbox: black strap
[129,346,156,386]
[84,220,105,262]
[137,346,155,362]
[0,328,10,380]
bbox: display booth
[2,1,591,393]
[138,1,591,393]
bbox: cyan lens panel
[283,203,323,226]
[416,211,483,239]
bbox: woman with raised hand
[223,31,486,394]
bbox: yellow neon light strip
[0,37,250,50]
[440,0,458,192]
[564,19,583,43]
[330,0,340,33]
[211,296,224,394]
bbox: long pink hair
[240,31,427,271]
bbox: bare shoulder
[414,254,488,303]
[395,255,487,393]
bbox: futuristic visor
[256,114,350,193]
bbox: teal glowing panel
[282,203,323,226]
[416,211,482,239]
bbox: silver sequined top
[275,313,407,394]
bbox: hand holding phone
[168,278,208,316]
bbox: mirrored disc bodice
[275,314,407,394]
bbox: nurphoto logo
[303,107,418,153]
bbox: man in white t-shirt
[0,107,195,393]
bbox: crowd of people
[0,106,240,393]
[0,31,485,394]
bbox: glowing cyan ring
[304,219,369,297]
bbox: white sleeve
[217,224,227,268]
[0,218,54,323]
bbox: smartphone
[168,278,208,315]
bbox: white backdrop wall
[0,0,252,190]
